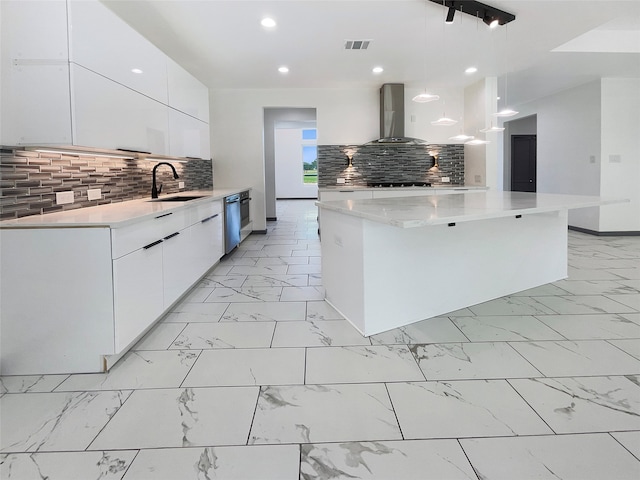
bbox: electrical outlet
[589,155,596,164]
[441,177,450,183]
[609,154,621,163]
[474,175,482,183]
[337,178,346,184]
[87,188,101,201]
[179,181,185,189]
[56,191,74,205]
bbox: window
[302,145,318,184]
[302,129,317,140]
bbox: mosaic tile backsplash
[0,148,213,220]
[318,144,464,188]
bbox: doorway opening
[263,108,317,221]
[511,135,537,192]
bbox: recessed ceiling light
[372,66,384,74]
[465,67,478,74]
[278,66,289,74]
[261,17,276,28]
[131,68,143,74]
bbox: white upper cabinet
[72,64,169,153]
[167,57,210,123]
[168,108,210,159]
[67,0,168,104]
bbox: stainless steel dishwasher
[224,193,241,254]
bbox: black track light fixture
[428,0,515,27]
[445,6,456,23]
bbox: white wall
[463,77,498,189]
[404,86,465,144]
[599,78,640,232]
[274,128,318,199]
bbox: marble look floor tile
[537,314,640,340]
[242,274,308,287]
[370,317,469,345]
[133,323,186,350]
[255,256,310,266]
[170,322,276,349]
[90,387,259,449]
[241,249,294,258]
[450,315,564,341]
[554,280,640,296]
[122,445,300,480]
[197,275,247,288]
[609,339,640,360]
[309,256,321,265]
[207,263,233,275]
[566,266,627,281]
[509,340,640,376]
[305,345,425,384]
[179,287,214,303]
[221,301,306,322]
[292,249,321,257]
[228,265,289,275]
[467,297,557,316]
[611,268,640,280]
[55,351,199,391]
[249,384,402,444]
[534,294,636,314]
[182,348,305,387]
[308,273,322,286]
[411,343,542,380]
[1,390,131,452]
[0,375,68,394]
[300,439,477,480]
[280,285,325,301]
[606,293,640,310]
[272,320,371,347]
[204,286,282,302]
[306,301,344,321]
[460,433,640,480]
[166,302,229,321]
[611,431,640,460]
[286,264,322,275]
[386,381,552,439]
[509,376,640,434]
[1,451,137,480]
[511,283,572,296]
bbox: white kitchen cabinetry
[0,0,209,154]
[113,242,165,352]
[67,0,168,104]
[72,64,169,154]
[167,57,210,123]
[0,198,225,375]
[168,108,211,159]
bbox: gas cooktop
[366,182,432,188]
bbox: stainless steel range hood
[366,83,428,145]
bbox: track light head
[445,6,455,23]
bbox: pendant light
[480,122,505,133]
[413,0,439,104]
[494,24,518,117]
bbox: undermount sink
[150,195,207,202]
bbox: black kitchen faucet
[151,162,179,198]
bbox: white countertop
[0,189,250,229]
[316,191,626,228]
[318,185,487,192]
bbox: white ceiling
[103,0,640,106]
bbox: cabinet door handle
[164,232,180,240]
[201,213,219,223]
[155,212,173,219]
[143,239,163,249]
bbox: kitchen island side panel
[359,211,568,335]
[320,209,367,334]
[0,228,115,375]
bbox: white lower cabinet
[113,242,165,352]
[0,198,227,375]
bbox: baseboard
[276,197,318,200]
[569,225,640,236]
[252,229,268,234]
[267,217,277,221]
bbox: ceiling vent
[344,40,371,50]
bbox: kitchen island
[317,191,624,336]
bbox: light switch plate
[87,188,101,201]
[337,178,346,184]
[56,191,74,205]
[441,177,450,183]
[179,181,185,189]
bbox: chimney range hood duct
[367,83,428,145]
